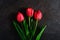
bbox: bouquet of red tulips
[13,8,47,40]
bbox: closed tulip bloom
[33,10,43,35]
[17,12,24,22]
[34,10,42,20]
[26,8,34,17]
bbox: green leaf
[31,20,38,37]
[29,19,36,40]
[30,19,35,30]
[23,20,29,36]
[36,25,47,40]
[13,21,26,40]
[30,19,36,32]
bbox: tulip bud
[17,12,24,22]
[26,8,34,17]
[34,10,42,20]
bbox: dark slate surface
[0,0,60,40]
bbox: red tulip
[26,8,34,17]
[34,10,42,20]
[17,12,24,22]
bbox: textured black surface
[0,0,60,40]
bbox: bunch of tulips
[13,8,46,40]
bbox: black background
[0,0,60,40]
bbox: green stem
[23,20,29,36]
[35,20,38,30]
[30,20,38,40]
[29,17,30,27]
[33,20,38,36]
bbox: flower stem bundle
[13,8,47,40]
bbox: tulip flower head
[26,8,34,17]
[17,12,24,22]
[34,10,42,20]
